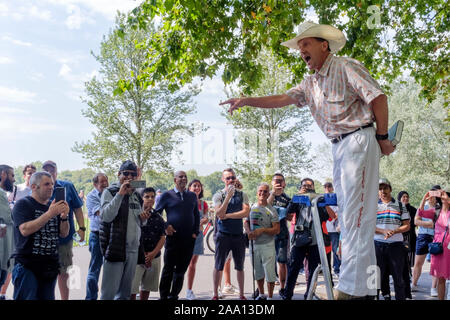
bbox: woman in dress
[417,190,450,300]
[185,179,209,300]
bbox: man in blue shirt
[154,170,199,300]
[42,160,85,300]
[85,173,108,300]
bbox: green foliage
[380,78,449,206]
[124,0,448,119]
[73,13,201,173]
[222,49,313,183]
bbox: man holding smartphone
[99,160,145,300]
[211,168,250,300]
[11,171,70,300]
[42,160,85,300]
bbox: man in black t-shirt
[11,171,69,300]
[267,173,291,298]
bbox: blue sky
[0,0,328,175]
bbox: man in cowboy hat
[221,21,395,299]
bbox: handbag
[428,218,449,256]
[293,228,312,247]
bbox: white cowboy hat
[281,21,346,53]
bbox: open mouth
[304,55,311,63]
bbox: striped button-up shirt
[286,54,385,138]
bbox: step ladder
[292,193,337,300]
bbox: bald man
[154,171,199,300]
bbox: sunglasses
[225,176,236,181]
[121,171,137,177]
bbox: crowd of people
[0,161,449,300]
[1,20,449,302]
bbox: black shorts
[214,232,246,271]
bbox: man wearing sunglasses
[212,168,250,300]
[99,160,145,300]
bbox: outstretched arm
[220,94,296,115]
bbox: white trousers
[332,126,380,296]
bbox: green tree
[73,13,201,172]
[380,78,449,206]
[123,0,448,114]
[222,49,313,183]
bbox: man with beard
[1,164,36,299]
[0,165,15,289]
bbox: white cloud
[1,35,32,47]
[0,106,30,114]
[58,63,72,77]
[28,72,45,82]
[28,5,52,21]
[45,0,143,20]
[0,86,37,103]
[0,56,13,64]
[0,2,8,15]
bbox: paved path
[5,244,443,300]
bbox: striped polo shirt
[374,198,410,243]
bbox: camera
[295,225,304,232]
[429,190,441,198]
[130,180,146,189]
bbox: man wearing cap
[375,178,410,300]
[221,21,395,299]
[42,160,85,300]
[99,160,145,300]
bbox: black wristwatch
[375,133,389,140]
[79,227,86,232]
[60,217,68,222]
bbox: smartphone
[130,180,146,189]
[55,187,66,202]
[429,190,441,197]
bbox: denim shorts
[275,237,288,264]
[415,234,434,256]
[214,232,246,271]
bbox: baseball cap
[119,160,137,172]
[379,178,391,187]
[42,160,57,168]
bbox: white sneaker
[223,284,237,294]
[430,288,438,297]
[186,289,196,300]
[411,284,419,292]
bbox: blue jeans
[12,263,57,300]
[329,232,341,274]
[0,269,7,287]
[85,231,103,300]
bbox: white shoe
[222,284,237,294]
[186,289,196,300]
[411,284,419,292]
[430,288,438,297]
